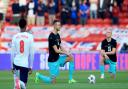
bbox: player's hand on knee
[28,68,32,75]
[11,68,15,74]
[66,52,71,56]
[104,55,109,59]
[100,51,106,56]
[67,51,73,56]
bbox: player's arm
[105,48,116,55]
[100,50,109,59]
[100,41,109,59]
[105,41,117,55]
[100,41,106,56]
[60,46,67,53]
[100,49,105,56]
[29,35,34,74]
[49,35,68,55]
[79,5,84,15]
[11,37,15,73]
[53,45,68,55]
[60,44,71,56]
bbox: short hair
[53,19,60,25]
[106,28,112,33]
[19,18,27,29]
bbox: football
[88,74,96,84]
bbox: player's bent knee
[67,56,74,62]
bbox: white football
[88,74,96,84]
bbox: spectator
[90,0,98,19]
[70,1,78,25]
[48,0,56,25]
[98,0,109,19]
[61,0,66,5]
[54,0,59,13]
[43,0,48,6]
[108,0,114,18]
[120,43,128,53]
[61,1,70,25]
[27,0,36,25]
[19,0,27,18]
[111,1,119,25]
[74,0,80,9]
[66,0,73,7]
[68,0,80,11]
[79,0,89,25]
[33,0,38,7]
[0,0,4,29]
[11,0,20,25]
[19,0,27,7]
[116,0,124,11]
[36,0,47,26]
[86,0,90,6]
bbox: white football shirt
[11,32,34,68]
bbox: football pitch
[0,71,128,89]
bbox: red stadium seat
[95,19,103,24]
[122,5,128,13]
[87,19,103,25]
[103,19,111,25]
[119,13,126,19]
[119,18,128,25]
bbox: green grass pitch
[0,71,128,89]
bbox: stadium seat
[122,5,128,13]
[103,19,111,25]
[119,18,128,25]
[87,19,103,25]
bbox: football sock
[37,73,51,83]
[69,61,74,80]
[100,65,105,75]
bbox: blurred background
[0,0,128,70]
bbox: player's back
[12,32,33,68]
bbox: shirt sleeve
[58,34,61,44]
[113,40,117,48]
[11,37,16,69]
[29,35,34,69]
[101,41,105,50]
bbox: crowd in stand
[0,0,127,26]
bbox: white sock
[101,74,104,76]
[14,73,21,89]
[100,74,104,79]
[20,81,26,89]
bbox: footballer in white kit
[11,19,34,89]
